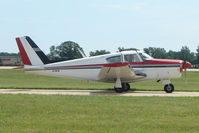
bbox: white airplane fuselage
[26,51,183,83]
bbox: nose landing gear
[162,80,174,93]
[164,84,174,93]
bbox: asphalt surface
[0,89,199,97]
[0,66,18,69]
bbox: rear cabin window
[106,56,121,63]
[124,54,140,62]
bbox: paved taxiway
[0,89,199,97]
[0,66,18,69]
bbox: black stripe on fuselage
[44,66,102,70]
[43,64,181,70]
[130,64,182,68]
[25,36,50,64]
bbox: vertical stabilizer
[16,36,50,66]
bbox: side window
[124,54,140,62]
[106,56,121,63]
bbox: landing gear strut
[114,83,130,93]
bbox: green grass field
[0,69,198,91]
[0,70,199,133]
[0,95,199,133]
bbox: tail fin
[16,36,50,66]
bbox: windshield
[138,52,153,61]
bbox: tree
[197,46,199,64]
[167,50,181,59]
[48,41,85,62]
[0,52,18,56]
[143,47,167,59]
[190,52,197,64]
[47,46,60,62]
[89,50,110,56]
[180,46,190,60]
[118,47,139,52]
[180,46,197,64]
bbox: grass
[0,70,199,132]
[0,95,199,133]
[0,69,198,91]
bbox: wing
[97,64,146,82]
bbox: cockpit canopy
[106,51,153,63]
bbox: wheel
[114,83,130,93]
[164,84,174,93]
[122,83,130,92]
[114,87,123,93]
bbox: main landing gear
[114,83,130,93]
[114,78,130,93]
[114,79,130,93]
[162,80,174,93]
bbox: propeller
[183,50,187,81]
[182,51,192,81]
[183,55,187,81]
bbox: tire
[122,83,130,92]
[114,87,124,93]
[164,84,174,93]
[114,83,130,93]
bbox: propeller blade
[185,68,187,81]
[183,50,187,81]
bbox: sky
[1,0,199,55]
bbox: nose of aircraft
[183,62,192,69]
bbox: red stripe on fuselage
[46,63,129,69]
[16,38,32,65]
[128,59,183,65]
[46,59,183,69]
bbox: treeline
[1,41,199,64]
[0,52,19,56]
[143,46,199,64]
[47,41,199,64]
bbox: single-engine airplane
[16,36,192,93]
